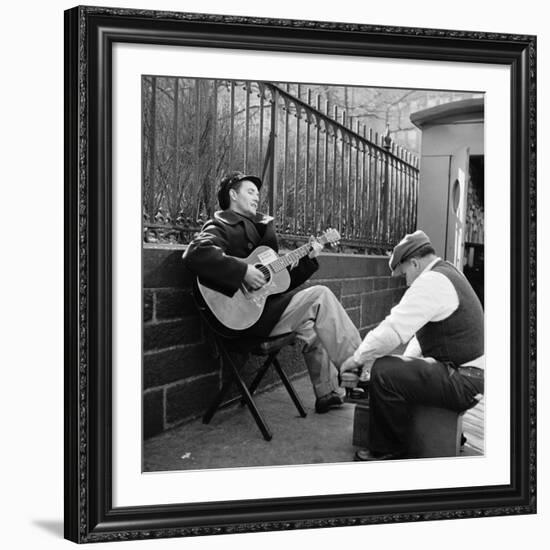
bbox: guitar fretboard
[269,236,328,273]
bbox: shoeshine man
[341,230,485,461]
[183,172,362,413]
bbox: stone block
[143,246,192,289]
[363,278,375,292]
[166,374,221,424]
[144,291,154,323]
[389,276,406,289]
[313,254,390,279]
[361,293,378,327]
[373,292,388,323]
[144,319,202,352]
[374,277,390,291]
[143,389,164,439]
[346,307,361,328]
[382,289,396,316]
[342,278,369,296]
[342,294,361,309]
[144,344,218,389]
[155,289,198,320]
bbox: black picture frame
[64,5,537,543]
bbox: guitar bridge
[240,284,267,307]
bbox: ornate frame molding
[64,6,536,543]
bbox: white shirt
[353,257,484,370]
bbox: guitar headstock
[320,228,341,248]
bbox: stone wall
[143,245,406,439]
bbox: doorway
[463,155,484,306]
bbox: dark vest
[416,260,484,365]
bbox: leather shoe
[354,449,406,461]
[315,392,344,414]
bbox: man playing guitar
[183,171,362,414]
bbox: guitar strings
[257,264,271,282]
[260,232,336,276]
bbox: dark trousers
[368,355,484,454]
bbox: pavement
[143,373,483,472]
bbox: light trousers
[269,285,362,398]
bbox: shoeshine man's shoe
[354,449,407,461]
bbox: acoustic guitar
[196,228,341,331]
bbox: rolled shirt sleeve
[403,335,422,358]
[353,270,459,368]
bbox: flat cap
[217,171,262,210]
[389,230,432,274]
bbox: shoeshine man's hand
[341,355,361,374]
[308,236,323,258]
[244,264,266,290]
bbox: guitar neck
[269,237,327,273]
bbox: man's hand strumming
[244,264,266,290]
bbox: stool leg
[273,357,307,418]
[221,346,273,441]
[233,369,273,441]
[245,355,274,400]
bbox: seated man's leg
[270,285,361,369]
[269,285,360,410]
[367,355,480,456]
[293,320,339,400]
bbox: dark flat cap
[389,230,432,274]
[217,171,262,210]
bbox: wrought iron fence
[142,77,419,252]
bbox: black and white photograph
[5,0,549,549]
[62,4,535,543]
[141,76,486,472]
[63,3,537,541]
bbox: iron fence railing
[142,77,419,252]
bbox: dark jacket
[183,210,318,337]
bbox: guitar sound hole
[256,264,271,284]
